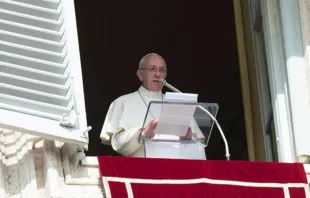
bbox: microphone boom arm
[160,78,182,93]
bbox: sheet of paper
[155,92,198,136]
[164,92,198,103]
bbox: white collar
[138,85,162,98]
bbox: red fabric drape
[98,156,309,198]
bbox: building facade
[0,0,309,197]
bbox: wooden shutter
[0,0,89,147]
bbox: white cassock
[100,85,204,157]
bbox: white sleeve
[100,96,143,156]
[100,97,123,144]
[111,127,143,156]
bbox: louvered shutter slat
[0,9,62,31]
[0,104,63,120]
[0,41,66,63]
[0,62,68,84]
[0,20,63,41]
[0,0,88,146]
[0,52,66,73]
[10,0,60,10]
[0,30,64,52]
[0,103,67,121]
[0,73,69,95]
[0,84,70,106]
[0,0,61,20]
[0,94,71,115]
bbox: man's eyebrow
[148,65,165,68]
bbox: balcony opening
[75,0,248,160]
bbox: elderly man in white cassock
[100,53,193,157]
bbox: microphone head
[160,78,167,85]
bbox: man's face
[137,55,167,92]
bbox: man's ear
[136,69,143,81]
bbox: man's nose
[154,69,161,76]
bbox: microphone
[160,78,182,93]
[160,78,230,160]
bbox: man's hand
[179,127,193,140]
[141,118,159,138]
[142,119,193,140]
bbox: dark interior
[74,0,248,160]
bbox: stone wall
[0,129,104,198]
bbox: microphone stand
[160,78,230,160]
